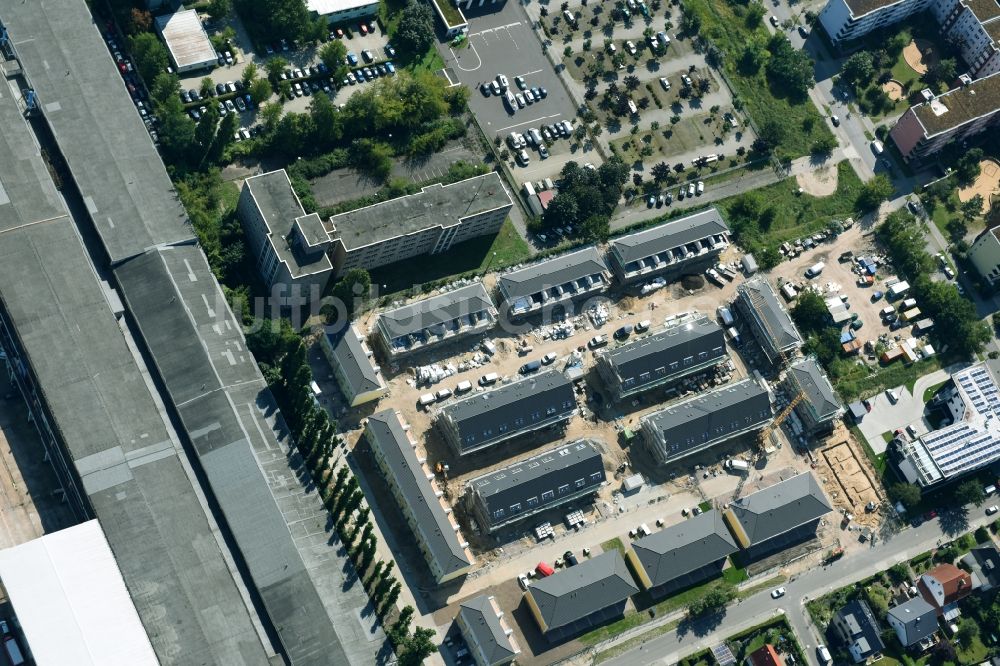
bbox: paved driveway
[856,368,951,453]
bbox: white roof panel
[0,521,157,666]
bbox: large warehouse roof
[114,245,382,665]
[0,521,157,666]
[0,87,268,665]
[2,0,195,264]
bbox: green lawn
[722,565,749,584]
[379,0,448,72]
[593,620,681,664]
[833,355,943,403]
[922,380,946,403]
[600,537,626,557]
[684,0,833,159]
[717,160,863,253]
[368,220,530,296]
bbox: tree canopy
[765,34,814,99]
[394,2,435,58]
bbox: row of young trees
[247,320,436,664]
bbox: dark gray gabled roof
[497,247,609,302]
[836,599,885,655]
[962,546,1000,588]
[114,246,367,666]
[737,278,803,350]
[366,411,472,577]
[888,597,937,646]
[599,315,726,385]
[725,472,832,548]
[378,282,495,339]
[609,208,729,265]
[326,325,384,396]
[630,510,738,588]
[439,371,577,451]
[642,379,772,456]
[467,440,605,521]
[2,0,195,264]
[787,357,842,421]
[527,550,638,631]
[457,596,518,664]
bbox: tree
[688,586,735,617]
[680,7,701,34]
[398,627,438,666]
[955,148,984,186]
[624,74,640,91]
[207,0,233,20]
[308,92,343,148]
[543,193,580,229]
[956,622,979,647]
[841,51,874,86]
[389,606,415,645]
[766,35,814,98]
[888,563,911,584]
[811,134,837,156]
[241,62,258,87]
[319,41,349,80]
[888,482,921,510]
[249,78,273,105]
[233,0,317,43]
[955,479,985,507]
[792,290,832,334]
[330,269,372,319]
[265,56,290,82]
[757,119,786,151]
[581,215,610,242]
[856,174,894,212]
[129,33,170,84]
[194,103,221,160]
[962,195,985,221]
[395,2,435,58]
[926,57,957,88]
[129,8,153,34]
[349,139,394,182]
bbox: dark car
[614,324,634,340]
[216,83,226,95]
[563,550,579,566]
[180,90,191,104]
[189,89,200,101]
[519,360,542,375]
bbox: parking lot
[440,1,588,182]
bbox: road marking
[450,40,482,72]
[495,113,562,133]
[517,68,544,78]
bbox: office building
[734,278,803,364]
[625,509,738,598]
[723,472,832,560]
[308,0,380,22]
[321,323,387,406]
[436,370,578,456]
[374,282,497,359]
[238,170,335,300]
[327,173,512,275]
[496,247,611,319]
[640,378,773,465]
[525,550,638,641]
[154,9,217,73]
[595,312,727,400]
[454,595,521,666]
[896,363,1000,487]
[606,208,730,284]
[464,440,605,532]
[366,410,474,584]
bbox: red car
[535,562,554,578]
[359,22,368,35]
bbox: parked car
[696,181,705,195]
[886,388,900,403]
[588,335,608,349]
[563,550,579,567]
[687,183,695,197]
[771,587,786,598]
[614,324,633,340]
[659,77,671,91]
[517,573,531,590]
[497,73,509,90]
[541,352,558,365]
[987,505,999,516]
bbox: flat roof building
[327,173,512,276]
[606,208,730,284]
[365,410,474,584]
[625,509,738,598]
[0,521,158,666]
[525,550,638,641]
[464,440,606,533]
[154,9,217,73]
[436,370,578,456]
[374,282,497,360]
[640,378,773,465]
[238,170,334,301]
[734,278,803,365]
[454,595,521,666]
[0,80,268,665]
[308,0,380,21]
[496,247,611,319]
[1,0,196,265]
[784,356,843,436]
[321,323,387,406]
[897,363,1000,487]
[595,312,727,400]
[723,472,832,559]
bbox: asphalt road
[603,507,994,666]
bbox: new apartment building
[496,247,611,319]
[374,282,497,359]
[365,410,474,584]
[606,208,730,284]
[640,378,773,465]
[454,596,521,666]
[238,170,335,301]
[595,312,727,400]
[734,278,804,364]
[435,370,578,456]
[464,440,606,532]
[321,323,387,406]
[326,173,512,276]
[784,356,844,435]
[969,222,1000,286]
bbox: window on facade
[527,497,539,507]
[493,508,505,518]
[590,472,602,481]
[558,484,570,495]
[541,490,555,501]
[575,478,586,488]
[510,503,521,513]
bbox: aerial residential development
[3,0,1000,661]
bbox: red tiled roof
[919,563,973,611]
[748,644,784,666]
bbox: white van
[805,262,825,278]
[435,388,453,401]
[418,393,436,408]
[880,305,896,318]
[816,645,832,666]
[479,372,499,386]
[717,306,735,327]
[455,380,473,394]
